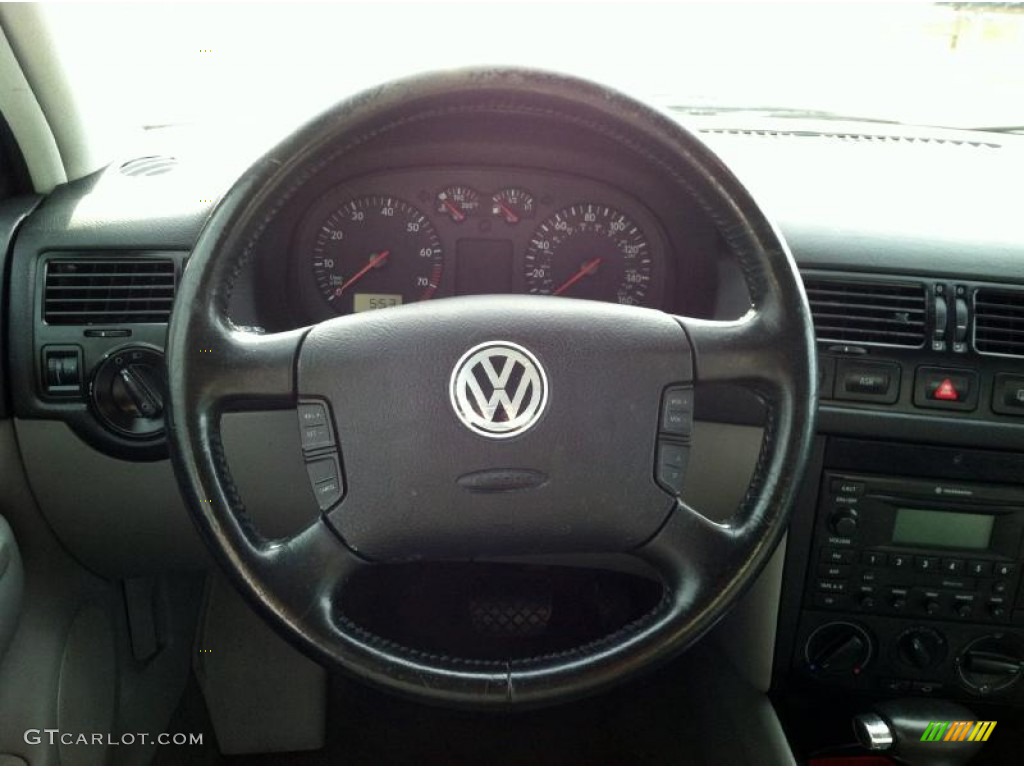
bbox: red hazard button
[916,367,975,410]
[934,378,959,401]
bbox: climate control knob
[805,621,873,677]
[897,627,947,670]
[956,634,1024,694]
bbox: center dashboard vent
[974,287,1024,357]
[802,276,927,348]
[44,258,177,325]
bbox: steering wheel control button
[913,366,978,411]
[835,361,900,404]
[298,403,328,429]
[449,341,548,439]
[312,475,344,511]
[660,386,694,436]
[297,399,337,452]
[655,441,689,496]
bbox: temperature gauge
[492,188,535,225]
[436,186,480,222]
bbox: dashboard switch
[835,361,899,404]
[993,374,1024,417]
[914,367,977,411]
[43,346,83,396]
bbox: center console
[778,438,1024,703]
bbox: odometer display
[524,204,652,306]
[311,196,443,315]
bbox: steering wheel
[166,68,816,707]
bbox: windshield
[43,1,1024,135]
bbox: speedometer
[311,195,443,315]
[523,204,652,306]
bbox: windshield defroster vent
[803,276,927,348]
[118,155,179,177]
[975,287,1024,357]
[44,258,177,325]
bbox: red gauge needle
[497,202,520,224]
[552,257,603,296]
[338,250,390,294]
[442,200,465,222]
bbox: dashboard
[290,168,669,321]
[5,98,1024,755]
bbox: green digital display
[892,508,994,550]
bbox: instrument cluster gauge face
[311,195,443,315]
[491,187,535,224]
[524,204,653,306]
[436,185,481,222]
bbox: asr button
[660,387,694,437]
[656,441,689,496]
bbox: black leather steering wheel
[166,68,816,707]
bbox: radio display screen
[892,508,995,550]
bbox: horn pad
[295,295,693,561]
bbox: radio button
[993,580,1009,595]
[891,553,912,570]
[995,563,1016,578]
[968,560,993,577]
[815,579,848,594]
[953,597,975,619]
[822,548,855,564]
[830,479,866,497]
[915,556,938,573]
[890,595,908,611]
[829,508,859,537]
[814,593,847,609]
[862,551,886,566]
[941,558,965,575]
[988,598,1008,619]
[861,570,879,584]
[859,594,877,610]
[819,564,851,578]
[924,598,942,616]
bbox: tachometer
[311,196,443,314]
[524,204,652,305]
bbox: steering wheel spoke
[637,500,745,596]
[674,309,794,396]
[256,519,364,621]
[193,320,309,411]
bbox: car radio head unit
[808,472,1024,624]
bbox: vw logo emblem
[449,341,548,439]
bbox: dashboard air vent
[44,258,176,325]
[974,287,1024,357]
[803,276,927,348]
[118,155,178,177]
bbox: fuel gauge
[492,187,535,225]
[436,186,480,222]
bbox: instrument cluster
[291,169,669,320]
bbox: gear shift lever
[853,698,989,765]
